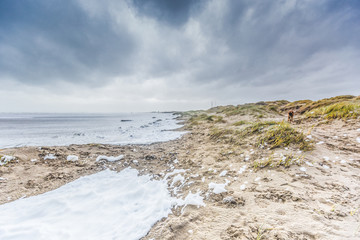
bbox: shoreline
[1,99,360,239]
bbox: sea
[0,112,184,148]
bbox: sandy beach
[1,96,360,239]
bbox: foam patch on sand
[96,154,124,162]
[208,180,230,194]
[0,168,203,240]
[66,155,79,161]
[44,154,56,160]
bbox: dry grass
[209,128,242,145]
[306,101,360,120]
[189,113,226,124]
[242,121,278,135]
[281,99,312,112]
[210,121,312,151]
[253,153,304,170]
[257,122,313,151]
[210,103,277,117]
[298,95,356,114]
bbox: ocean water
[0,112,184,148]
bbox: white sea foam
[219,170,228,177]
[0,168,203,240]
[44,154,56,160]
[96,155,124,162]
[66,155,79,161]
[208,180,230,194]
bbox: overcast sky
[0,0,359,112]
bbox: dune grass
[298,95,356,114]
[258,122,312,150]
[306,101,360,120]
[210,121,312,151]
[189,113,226,124]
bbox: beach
[1,96,360,239]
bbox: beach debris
[96,155,124,162]
[0,155,15,165]
[316,141,324,145]
[323,156,330,161]
[356,137,360,143]
[299,167,307,172]
[66,155,79,161]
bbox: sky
[0,0,359,112]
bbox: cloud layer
[0,0,359,112]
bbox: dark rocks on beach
[73,133,85,136]
[145,155,157,160]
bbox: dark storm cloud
[0,0,135,86]
[190,0,360,88]
[0,0,359,112]
[130,0,204,26]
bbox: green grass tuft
[189,113,226,124]
[306,101,360,120]
[298,95,356,114]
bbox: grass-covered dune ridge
[179,95,358,170]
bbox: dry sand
[0,113,359,240]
